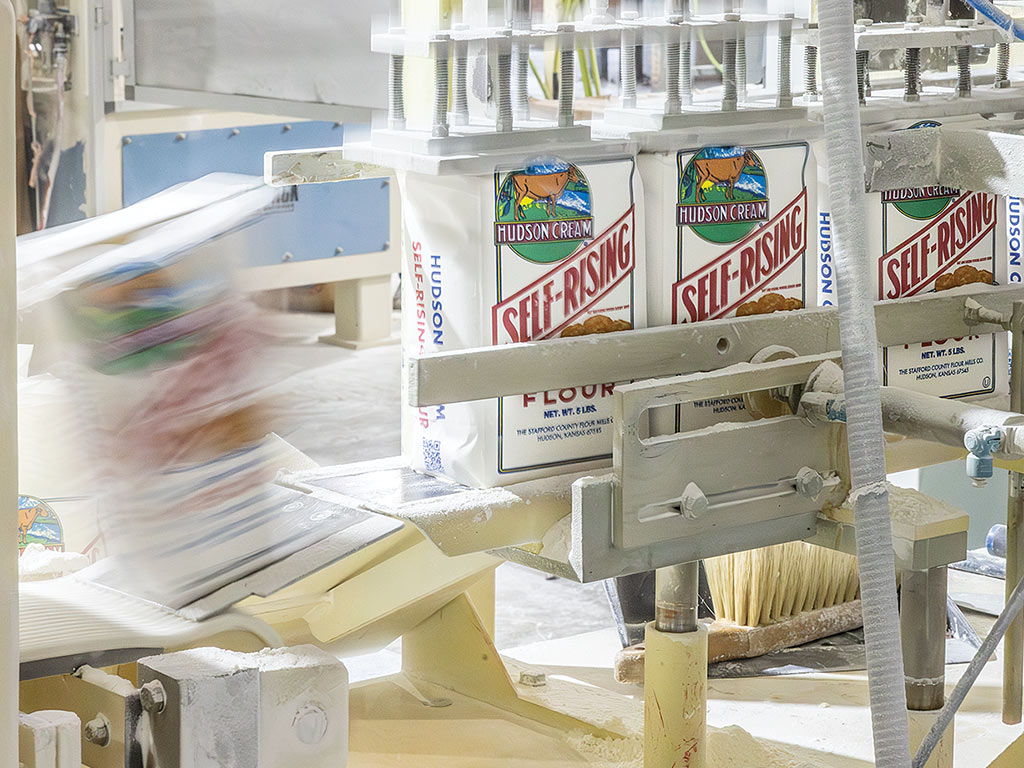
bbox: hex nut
[795,466,824,499]
[84,715,110,747]
[519,671,547,687]
[140,680,167,714]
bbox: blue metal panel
[121,121,390,268]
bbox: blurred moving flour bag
[818,120,1008,399]
[17,175,344,607]
[401,155,646,488]
[641,142,816,429]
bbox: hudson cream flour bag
[818,119,1008,399]
[642,141,816,429]
[401,154,646,488]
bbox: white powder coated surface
[141,645,348,768]
[75,665,137,697]
[830,482,968,541]
[568,725,837,768]
[539,514,572,563]
[17,544,89,582]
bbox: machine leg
[644,563,706,768]
[902,567,952,767]
[320,275,396,349]
[1005,302,1024,724]
[901,567,947,712]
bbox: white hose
[817,0,913,766]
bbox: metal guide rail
[278,283,1024,585]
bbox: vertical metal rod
[1004,300,1024,724]
[388,44,406,130]
[558,23,575,127]
[496,31,514,132]
[452,28,470,126]
[620,19,638,108]
[736,24,747,103]
[513,38,530,120]
[655,562,699,633]
[510,0,531,121]
[903,48,921,102]
[901,568,947,712]
[856,50,869,105]
[804,42,819,101]
[664,26,682,115]
[955,45,972,98]
[995,42,1011,88]
[777,16,793,108]
[722,15,738,112]
[681,31,693,106]
[431,34,450,138]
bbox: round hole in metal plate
[716,337,730,354]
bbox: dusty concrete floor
[262,310,615,651]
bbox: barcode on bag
[422,438,443,472]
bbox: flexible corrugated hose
[816,0,913,765]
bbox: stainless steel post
[1004,301,1024,724]
[655,561,700,633]
[901,568,947,712]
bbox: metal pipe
[914,565,1024,767]
[0,2,18,763]
[901,568,947,712]
[801,382,1024,452]
[655,562,699,633]
[1005,300,1024,724]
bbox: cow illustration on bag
[495,159,595,264]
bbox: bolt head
[679,482,709,520]
[83,717,110,747]
[557,22,575,33]
[724,12,741,21]
[292,703,329,745]
[996,79,1011,89]
[855,18,873,26]
[795,467,825,499]
[907,14,924,24]
[140,680,167,714]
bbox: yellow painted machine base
[909,709,954,768]
[644,622,708,768]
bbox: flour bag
[401,154,646,488]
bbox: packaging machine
[11,0,1024,766]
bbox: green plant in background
[532,0,603,100]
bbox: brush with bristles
[705,541,860,627]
